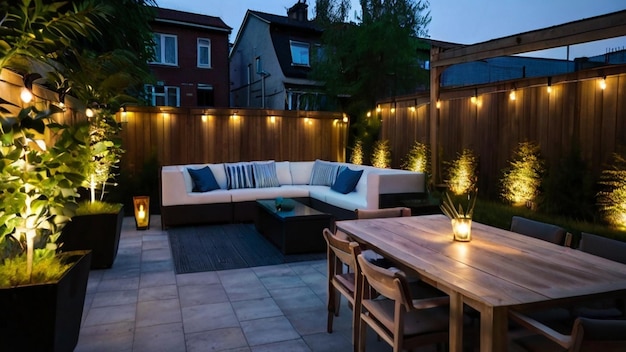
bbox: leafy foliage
[597,151,626,228]
[371,139,391,168]
[440,189,477,220]
[500,142,544,205]
[0,252,70,287]
[445,149,478,195]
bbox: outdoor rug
[168,223,326,274]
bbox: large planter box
[59,207,124,269]
[0,250,92,352]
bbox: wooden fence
[119,107,348,176]
[379,65,626,198]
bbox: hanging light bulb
[599,77,607,90]
[509,90,516,101]
[20,87,33,103]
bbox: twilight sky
[155,0,625,59]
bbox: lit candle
[138,204,145,221]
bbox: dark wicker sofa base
[160,197,359,229]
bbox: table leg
[449,292,463,352]
[480,306,508,352]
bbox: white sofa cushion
[290,161,315,184]
[275,161,292,185]
[230,185,309,202]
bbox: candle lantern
[451,217,472,242]
[133,196,150,230]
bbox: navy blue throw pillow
[331,168,363,194]
[188,166,220,192]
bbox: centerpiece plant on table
[440,189,478,242]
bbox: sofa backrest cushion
[252,161,281,188]
[224,162,255,189]
[309,159,340,186]
[290,161,315,185]
[275,161,292,185]
[188,166,220,192]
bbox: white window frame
[151,33,178,66]
[197,38,211,68]
[290,40,310,66]
[144,84,180,107]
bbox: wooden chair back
[355,207,411,219]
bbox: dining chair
[578,232,626,264]
[356,254,450,352]
[323,227,363,345]
[510,310,626,351]
[355,207,412,219]
[573,232,626,319]
[510,216,571,246]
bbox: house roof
[248,10,323,32]
[154,7,231,33]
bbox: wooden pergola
[429,9,626,181]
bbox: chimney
[287,0,308,21]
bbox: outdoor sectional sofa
[159,159,425,228]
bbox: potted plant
[59,106,125,269]
[440,189,478,242]
[0,94,92,352]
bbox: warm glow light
[547,85,552,94]
[436,100,441,109]
[600,78,607,90]
[409,106,416,112]
[201,114,207,122]
[470,96,477,104]
[376,105,381,113]
[269,115,276,123]
[366,111,371,117]
[162,113,169,119]
[86,108,94,118]
[342,115,348,123]
[304,118,312,125]
[509,90,516,101]
[20,87,33,103]
[120,111,128,123]
[133,196,150,230]
[390,107,396,113]
[452,218,472,242]
[138,205,146,221]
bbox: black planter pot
[59,206,124,269]
[0,250,92,352]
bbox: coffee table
[255,199,332,254]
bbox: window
[145,84,179,107]
[152,33,177,65]
[197,38,211,68]
[290,41,310,66]
[197,84,214,106]
[256,56,263,74]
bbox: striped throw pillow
[224,162,255,189]
[309,160,340,186]
[253,161,281,188]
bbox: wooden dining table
[336,214,626,352]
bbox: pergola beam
[432,10,626,68]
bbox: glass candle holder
[452,217,472,242]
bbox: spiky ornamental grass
[446,149,478,195]
[350,139,363,165]
[371,139,391,168]
[500,142,544,205]
[403,141,429,173]
[598,152,626,228]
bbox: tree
[312,0,431,151]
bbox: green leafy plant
[371,139,391,168]
[500,141,544,206]
[445,148,478,195]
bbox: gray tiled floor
[75,215,397,352]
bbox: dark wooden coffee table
[255,199,332,254]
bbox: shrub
[350,138,363,165]
[500,142,544,206]
[402,141,429,173]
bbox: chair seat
[333,272,356,296]
[362,299,449,336]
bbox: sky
[155,0,626,59]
